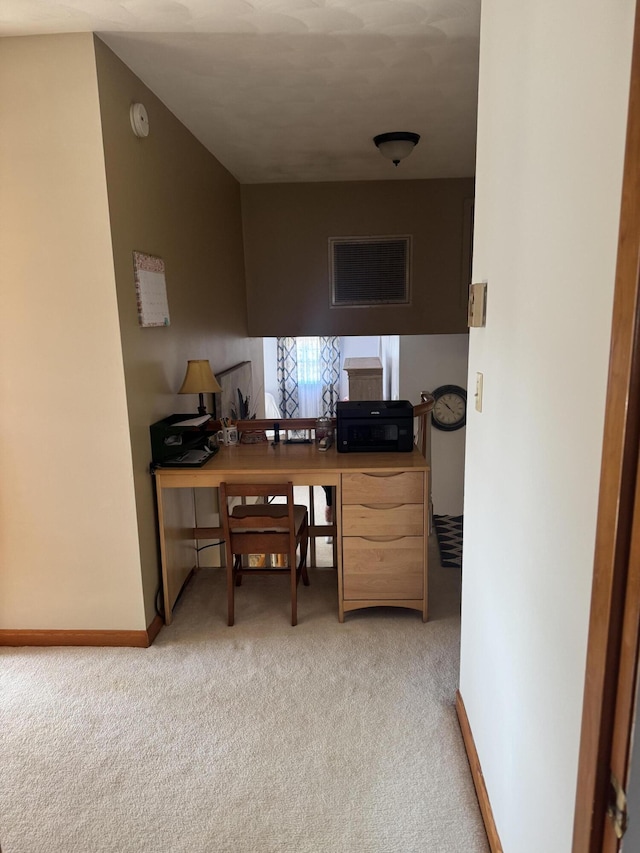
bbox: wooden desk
[153,442,429,625]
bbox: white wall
[399,334,469,515]
[460,3,635,851]
[0,35,145,630]
[263,338,279,406]
[380,335,400,399]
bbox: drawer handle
[360,503,403,510]
[361,472,406,479]
[360,535,404,542]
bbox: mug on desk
[217,425,239,446]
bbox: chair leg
[290,543,298,627]
[234,554,243,586]
[300,527,310,586]
[226,549,235,627]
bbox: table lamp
[178,359,221,416]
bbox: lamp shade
[373,131,420,166]
[178,360,222,395]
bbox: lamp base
[196,392,218,419]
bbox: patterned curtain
[277,336,341,418]
[277,336,300,418]
[320,336,340,416]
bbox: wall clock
[431,385,467,431]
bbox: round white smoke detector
[130,103,149,138]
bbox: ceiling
[1,1,481,184]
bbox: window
[296,337,322,385]
[277,336,340,418]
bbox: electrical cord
[196,540,225,553]
[155,585,164,619]
[155,537,227,618]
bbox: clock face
[431,385,467,431]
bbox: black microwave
[336,400,414,453]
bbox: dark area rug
[433,514,464,569]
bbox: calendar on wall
[132,251,170,327]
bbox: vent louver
[330,236,411,307]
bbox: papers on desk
[171,448,212,465]
[172,415,211,427]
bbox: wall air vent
[329,236,411,307]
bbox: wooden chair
[219,482,310,626]
[413,392,435,458]
[414,393,435,532]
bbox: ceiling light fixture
[373,131,420,167]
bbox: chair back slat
[219,482,297,542]
[221,483,292,499]
[228,515,293,531]
[230,532,290,555]
[413,392,435,535]
[413,393,435,459]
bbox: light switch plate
[468,282,487,327]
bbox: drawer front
[343,536,424,600]
[342,503,424,537]
[341,471,423,505]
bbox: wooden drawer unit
[339,468,428,620]
[342,471,423,505]
[343,537,424,600]
[342,503,423,537]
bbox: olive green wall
[241,178,474,337]
[94,37,263,625]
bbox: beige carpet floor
[0,543,488,853]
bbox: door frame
[573,2,640,850]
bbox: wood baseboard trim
[456,690,504,853]
[146,614,163,646]
[0,629,151,648]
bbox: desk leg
[308,485,316,567]
[156,483,197,625]
[336,478,344,622]
[423,470,429,623]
